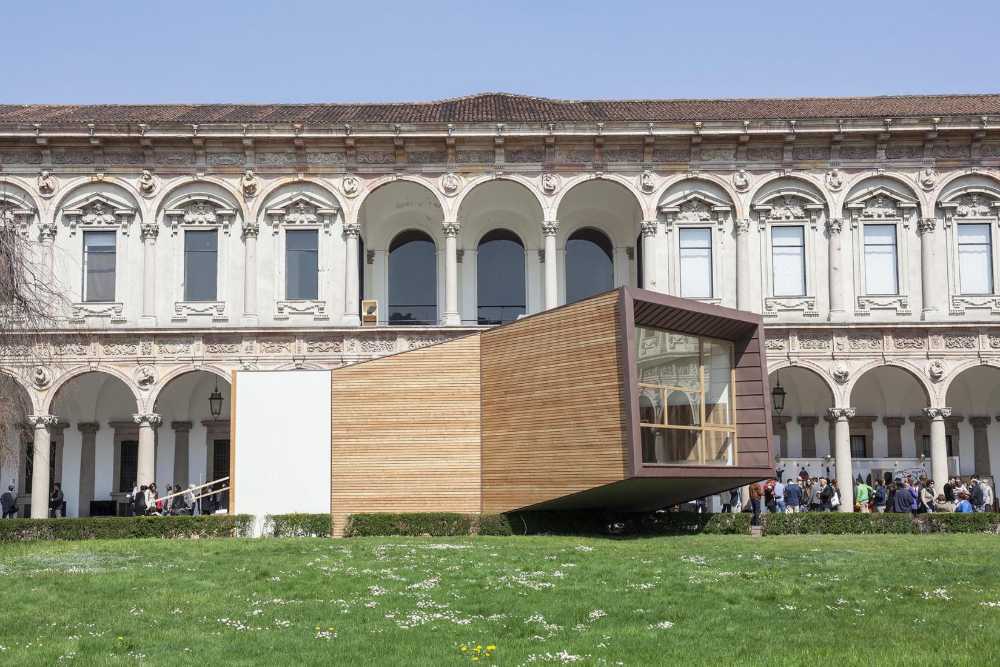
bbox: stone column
[797,416,819,458]
[826,218,845,320]
[640,220,658,290]
[242,222,259,325]
[171,421,191,488]
[970,416,992,478]
[133,413,161,487]
[918,218,940,317]
[140,223,158,325]
[442,220,460,326]
[77,422,98,518]
[924,407,951,486]
[343,222,361,326]
[543,220,559,310]
[735,219,753,311]
[883,417,905,458]
[828,407,855,512]
[28,415,58,519]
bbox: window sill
[763,296,818,317]
[274,299,329,320]
[70,302,125,323]
[172,301,228,322]
[855,295,911,316]
[949,294,1000,315]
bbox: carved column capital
[132,413,162,428]
[242,222,259,239]
[170,420,193,433]
[735,218,752,235]
[27,414,60,427]
[796,415,819,427]
[883,416,906,428]
[639,220,658,238]
[825,218,843,235]
[542,220,559,236]
[77,421,100,434]
[922,407,952,420]
[827,407,856,421]
[969,416,992,429]
[38,222,57,242]
[140,222,159,241]
[918,218,937,234]
[342,222,361,239]
[441,221,460,238]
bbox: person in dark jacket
[749,483,762,526]
[49,483,65,518]
[784,479,803,513]
[133,485,148,516]
[819,478,834,511]
[892,482,914,513]
[1,485,16,518]
[971,477,985,512]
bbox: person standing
[808,479,823,512]
[49,483,64,518]
[919,481,936,513]
[773,479,786,514]
[729,488,740,513]
[749,482,762,526]
[955,492,974,513]
[983,480,994,513]
[818,478,833,512]
[855,479,874,513]
[873,480,887,513]
[784,478,802,513]
[970,477,985,513]
[0,485,16,518]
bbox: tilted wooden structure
[330,288,773,535]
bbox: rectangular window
[863,224,898,295]
[958,224,993,294]
[636,326,736,466]
[771,226,806,296]
[923,434,956,458]
[679,227,713,298]
[850,435,867,458]
[118,440,138,493]
[285,229,319,300]
[82,230,116,302]
[184,230,218,301]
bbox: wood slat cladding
[330,335,482,537]
[480,291,630,513]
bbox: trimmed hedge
[344,513,512,537]
[505,510,750,536]
[267,513,332,537]
[763,511,1000,535]
[0,515,254,542]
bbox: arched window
[388,230,436,325]
[477,229,525,324]
[566,228,613,304]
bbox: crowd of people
[126,482,229,516]
[718,473,996,525]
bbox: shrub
[0,515,253,542]
[762,512,913,535]
[267,513,331,537]
[504,510,750,536]
[649,511,751,535]
[476,513,513,536]
[345,513,475,537]
[915,513,1000,534]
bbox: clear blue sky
[3,0,998,104]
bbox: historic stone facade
[2,92,1000,516]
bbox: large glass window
[285,229,319,300]
[118,440,138,493]
[636,326,736,466]
[771,226,806,297]
[679,227,712,298]
[566,228,613,304]
[184,230,218,301]
[82,230,116,302]
[477,229,525,324]
[863,224,898,295]
[388,230,436,325]
[958,224,993,295]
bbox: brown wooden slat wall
[732,333,772,469]
[330,335,482,536]
[480,291,630,513]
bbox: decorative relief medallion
[541,173,560,195]
[242,169,259,198]
[831,363,850,385]
[989,334,1000,349]
[918,168,937,191]
[133,365,157,390]
[341,175,360,198]
[438,172,461,196]
[733,169,750,192]
[31,366,52,389]
[824,169,844,191]
[37,170,57,198]
[138,170,158,197]
[638,169,656,194]
[927,360,945,383]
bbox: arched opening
[946,366,1000,478]
[0,375,32,516]
[154,370,232,510]
[766,367,835,475]
[48,371,139,517]
[388,230,437,325]
[850,366,934,482]
[566,228,613,304]
[477,229,525,324]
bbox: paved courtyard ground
[0,534,997,665]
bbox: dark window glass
[850,435,866,458]
[184,230,218,301]
[119,440,138,492]
[213,439,231,509]
[286,230,319,300]
[636,233,644,289]
[388,230,436,325]
[477,229,525,324]
[358,235,366,307]
[83,231,116,302]
[566,228,613,304]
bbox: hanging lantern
[771,371,786,416]
[208,381,223,418]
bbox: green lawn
[1,535,998,665]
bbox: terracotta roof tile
[1,92,999,125]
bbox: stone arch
[45,367,140,417]
[251,177,345,223]
[841,173,924,219]
[932,170,1000,208]
[655,172,746,221]
[0,367,39,414]
[554,176,644,248]
[357,178,445,249]
[451,174,545,227]
[54,180,142,236]
[155,176,246,222]
[766,359,838,404]
[847,360,933,411]
[148,365,232,409]
[0,179,39,230]
[941,359,1000,405]
[548,174,644,231]
[750,173,829,215]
